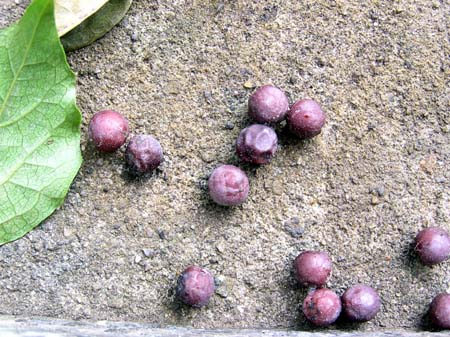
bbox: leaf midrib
[0,2,56,188]
[0,3,47,119]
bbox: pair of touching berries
[209,85,326,207]
[88,110,163,175]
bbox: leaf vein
[0,75,70,128]
[0,4,47,118]
[0,193,42,229]
[0,119,67,187]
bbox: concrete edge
[0,316,448,337]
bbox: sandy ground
[0,0,449,331]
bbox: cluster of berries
[88,85,326,200]
[87,89,450,331]
[174,253,380,326]
[294,250,380,326]
[208,85,326,206]
[174,226,450,330]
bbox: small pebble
[286,226,305,238]
[216,287,228,298]
[201,151,215,163]
[374,186,385,197]
[214,275,226,286]
[225,121,235,130]
[158,230,166,240]
[216,242,226,254]
[143,262,152,272]
[142,249,156,257]
[371,195,381,205]
[367,123,376,131]
[243,80,256,89]
[130,32,139,42]
[204,91,213,104]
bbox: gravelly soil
[0,0,449,331]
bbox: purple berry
[294,251,332,287]
[125,135,163,175]
[429,293,450,329]
[208,165,249,206]
[248,85,289,123]
[342,284,381,322]
[236,124,278,165]
[414,227,450,266]
[176,266,215,307]
[89,110,129,152]
[287,99,326,139]
[303,288,342,327]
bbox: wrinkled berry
[429,293,450,329]
[294,251,332,287]
[176,266,215,307]
[303,288,342,327]
[342,284,381,322]
[125,135,163,175]
[287,99,326,139]
[89,110,129,152]
[248,85,289,123]
[414,227,450,266]
[208,165,249,206]
[236,124,278,164]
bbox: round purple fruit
[89,110,129,152]
[303,288,342,327]
[414,227,450,266]
[287,99,326,139]
[429,293,450,329]
[236,124,278,165]
[125,135,163,175]
[208,165,249,206]
[294,251,332,288]
[176,266,215,307]
[342,284,381,322]
[248,85,289,123]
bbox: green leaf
[60,0,132,51]
[0,0,82,244]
